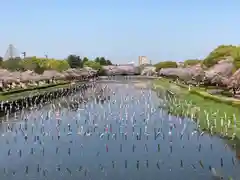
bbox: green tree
[183,59,202,67]
[34,64,45,74]
[67,55,83,68]
[203,45,237,67]
[106,60,112,65]
[94,57,100,63]
[84,60,102,70]
[83,60,106,75]
[55,60,70,72]
[82,57,89,64]
[3,58,24,71]
[233,50,240,70]
[154,61,177,72]
[45,59,70,72]
[99,57,107,65]
[20,57,70,72]
[21,57,38,71]
[0,56,3,67]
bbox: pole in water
[106,144,109,152]
[199,160,204,169]
[191,164,196,170]
[57,164,61,171]
[37,164,40,173]
[221,158,223,167]
[25,166,28,175]
[8,149,11,156]
[43,169,47,177]
[19,149,22,157]
[144,144,148,152]
[3,167,7,175]
[120,144,122,152]
[146,160,149,168]
[180,160,183,168]
[139,128,142,140]
[132,144,136,152]
[136,160,139,170]
[232,157,235,166]
[66,168,71,175]
[156,161,160,170]
[31,148,34,155]
[208,165,213,172]
[125,160,127,168]
[170,145,173,153]
[198,144,201,152]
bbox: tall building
[138,56,148,65]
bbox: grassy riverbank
[153,78,240,139]
[0,81,75,101]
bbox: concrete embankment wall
[0,83,93,117]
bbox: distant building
[177,62,184,67]
[128,61,135,65]
[138,56,148,66]
[116,63,135,66]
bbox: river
[0,80,239,180]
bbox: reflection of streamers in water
[0,81,238,180]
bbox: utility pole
[22,52,26,59]
[3,44,21,61]
[9,44,14,60]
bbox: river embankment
[0,81,239,180]
[0,81,93,117]
[153,78,240,140]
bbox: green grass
[0,81,81,101]
[153,78,240,139]
[0,82,68,96]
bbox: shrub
[3,58,24,71]
[183,59,202,67]
[154,61,177,72]
[203,45,239,67]
[190,90,240,107]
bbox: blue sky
[0,1,240,64]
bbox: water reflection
[236,144,240,161]
[0,82,239,180]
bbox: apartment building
[138,56,148,65]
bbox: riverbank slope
[153,78,240,139]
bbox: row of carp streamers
[0,83,238,179]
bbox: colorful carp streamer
[0,80,238,180]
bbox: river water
[0,81,239,180]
